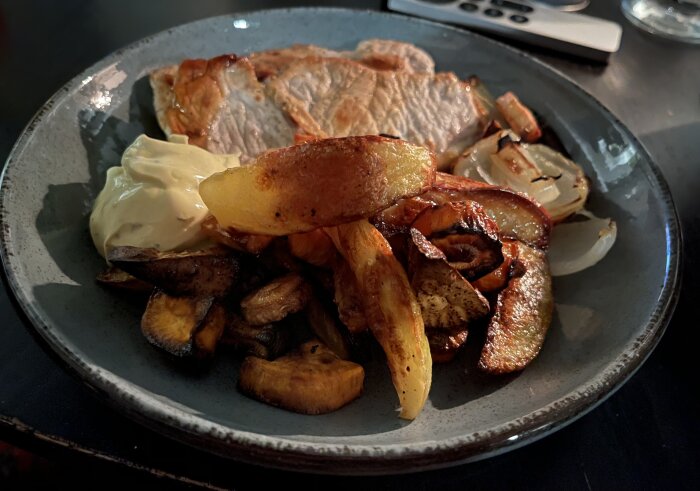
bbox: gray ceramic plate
[0,8,680,475]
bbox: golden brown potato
[107,246,240,298]
[479,242,553,374]
[238,340,365,415]
[408,229,490,330]
[141,290,223,358]
[96,266,153,294]
[288,229,336,267]
[326,219,431,420]
[240,273,312,325]
[201,215,274,254]
[199,136,436,235]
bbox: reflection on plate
[0,8,680,474]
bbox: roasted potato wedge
[238,340,365,414]
[221,314,293,360]
[240,273,312,325]
[408,229,490,330]
[201,215,274,254]
[479,242,553,374]
[326,219,431,420]
[141,290,224,358]
[412,201,503,280]
[305,296,352,360]
[108,246,240,298]
[200,136,437,235]
[288,229,336,267]
[96,266,153,294]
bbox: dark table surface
[1,1,698,489]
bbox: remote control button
[459,2,479,11]
[490,0,534,13]
[484,8,504,17]
[509,14,529,23]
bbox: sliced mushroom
[240,273,312,325]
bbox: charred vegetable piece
[479,243,553,374]
[333,258,369,334]
[221,314,293,360]
[141,290,223,357]
[495,92,542,143]
[96,266,153,294]
[240,273,312,325]
[472,240,519,293]
[107,246,240,298]
[428,328,469,364]
[288,229,336,267]
[201,215,274,254]
[411,201,503,280]
[408,229,490,330]
[305,296,352,360]
[238,340,365,415]
[326,219,431,420]
[200,135,437,235]
[451,129,518,178]
[376,173,551,249]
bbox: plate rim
[0,7,682,475]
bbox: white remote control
[387,0,622,62]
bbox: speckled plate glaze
[0,8,680,475]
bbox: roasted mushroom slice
[240,273,312,325]
[96,266,153,294]
[479,242,553,374]
[221,314,293,360]
[238,340,365,415]
[471,240,519,294]
[408,228,490,331]
[428,328,469,364]
[108,246,240,298]
[201,215,274,254]
[412,201,503,280]
[141,290,225,358]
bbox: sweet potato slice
[479,243,553,374]
[288,229,336,267]
[240,273,312,325]
[199,136,436,235]
[107,246,240,298]
[326,219,431,420]
[238,340,364,414]
[141,290,223,357]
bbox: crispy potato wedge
[408,229,490,330]
[326,220,431,420]
[305,296,352,360]
[288,229,336,267]
[240,273,312,325]
[221,314,293,360]
[201,215,274,254]
[108,246,240,298]
[238,340,364,415]
[141,290,223,357]
[96,266,153,294]
[479,242,553,374]
[200,136,436,235]
[412,201,503,280]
